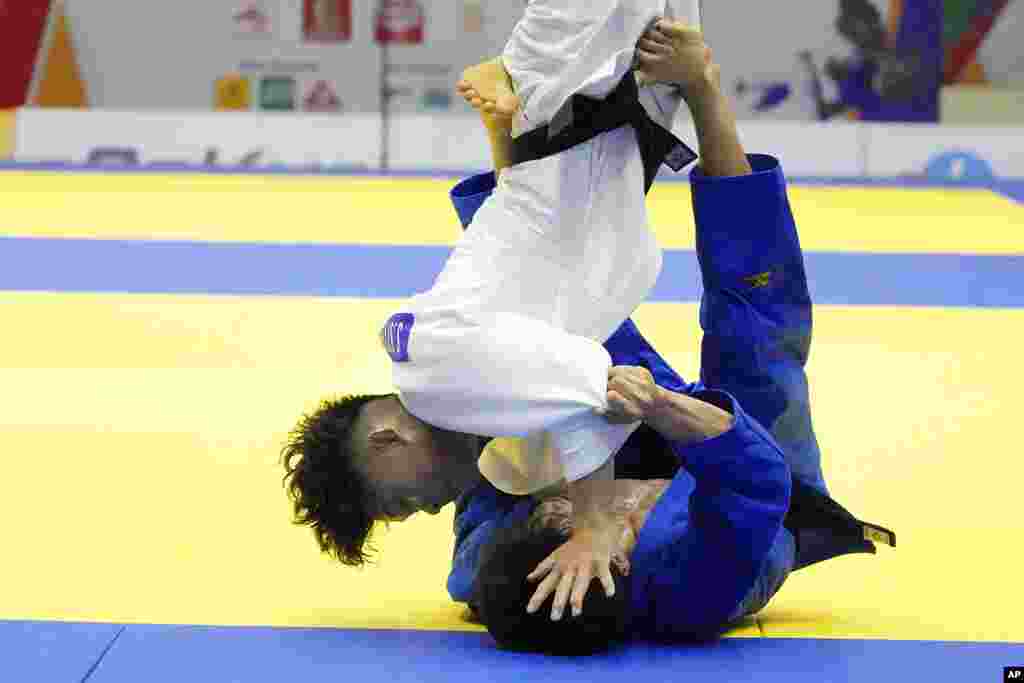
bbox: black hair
[281,394,394,566]
[473,518,630,655]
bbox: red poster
[0,0,53,107]
[375,0,424,44]
[304,0,351,42]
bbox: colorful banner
[214,74,252,111]
[729,0,945,123]
[943,0,1012,83]
[32,2,88,107]
[0,0,53,107]
[375,0,425,45]
[0,110,16,159]
[18,0,1014,121]
[304,0,351,43]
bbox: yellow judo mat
[1,170,1023,680]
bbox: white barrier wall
[13,108,382,170]
[863,124,1024,179]
[10,108,1024,180]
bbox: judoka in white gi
[282,15,744,622]
[385,1,709,610]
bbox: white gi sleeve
[386,308,640,491]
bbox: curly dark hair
[473,518,630,655]
[281,394,394,567]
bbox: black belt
[784,477,896,570]
[508,71,697,192]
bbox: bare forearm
[645,386,735,445]
[566,455,616,528]
[686,73,752,178]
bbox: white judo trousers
[390,0,702,494]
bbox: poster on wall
[462,0,484,34]
[301,78,343,112]
[375,0,425,44]
[233,2,272,38]
[214,73,252,110]
[0,0,53,107]
[943,0,1014,85]
[260,76,296,111]
[304,0,351,43]
[724,0,944,123]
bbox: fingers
[644,25,672,46]
[655,20,702,42]
[638,37,673,56]
[551,570,576,621]
[526,569,561,614]
[598,561,616,599]
[526,539,619,620]
[568,565,594,618]
[527,555,555,582]
[606,367,657,423]
[636,48,663,67]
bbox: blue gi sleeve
[691,154,827,495]
[448,479,533,604]
[451,172,497,230]
[629,389,791,639]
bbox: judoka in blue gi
[453,151,895,652]
[446,36,895,654]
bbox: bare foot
[456,57,520,121]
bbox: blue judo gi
[446,155,884,638]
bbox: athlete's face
[353,397,482,522]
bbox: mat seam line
[78,624,126,683]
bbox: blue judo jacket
[446,155,878,637]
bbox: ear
[367,428,401,449]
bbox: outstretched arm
[641,19,826,493]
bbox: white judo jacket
[387,0,702,494]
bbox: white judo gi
[385,1,702,494]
